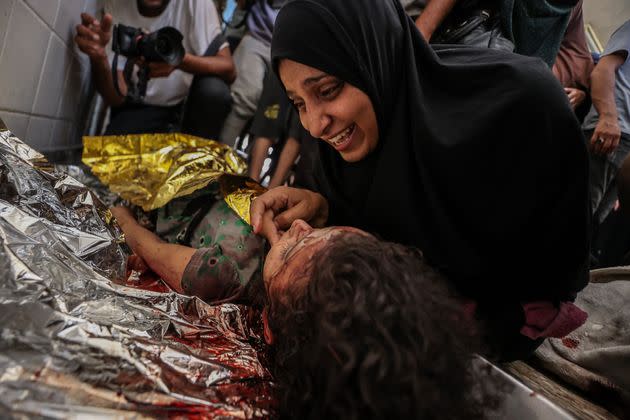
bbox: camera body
[111,23,185,102]
[113,24,185,65]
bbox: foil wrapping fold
[0,129,274,418]
[219,174,267,225]
[82,133,264,222]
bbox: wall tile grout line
[51,0,79,51]
[56,56,75,119]
[23,0,80,52]
[2,1,102,152]
[0,0,16,68]
[19,0,56,35]
[0,108,74,123]
[31,33,54,115]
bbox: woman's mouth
[327,123,356,151]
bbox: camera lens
[156,38,173,55]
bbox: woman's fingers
[274,199,313,229]
[251,191,284,233]
[250,187,327,241]
[250,187,300,231]
[259,209,281,245]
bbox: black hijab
[271,0,589,306]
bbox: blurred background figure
[583,20,630,226]
[552,0,594,122]
[75,0,235,139]
[247,71,307,188]
[218,0,286,146]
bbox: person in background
[552,0,594,121]
[248,72,305,188]
[398,0,457,42]
[583,20,630,225]
[218,0,286,145]
[498,0,578,67]
[75,0,235,138]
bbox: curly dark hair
[267,233,497,419]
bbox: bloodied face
[263,220,368,298]
[261,220,369,343]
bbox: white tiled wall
[0,0,103,157]
[584,0,630,47]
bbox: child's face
[263,220,367,301]
[261,220,367,344]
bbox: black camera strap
[112,52,149,103]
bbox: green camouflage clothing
[156,186,264,304]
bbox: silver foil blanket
[0,130,274,418]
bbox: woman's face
[263,220,366,299]
[278,59,379,163]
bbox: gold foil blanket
[82,133,265,223]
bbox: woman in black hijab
[251,0,590,360]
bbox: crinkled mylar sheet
[82,133,266,224]
[0,129,274,418]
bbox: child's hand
[111,206,136,225]
[126,254,149,277]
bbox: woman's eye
[294,101,305,112]
[320,81,343,98]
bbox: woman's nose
[306,105,332,139]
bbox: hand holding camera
[75,13,113,61]
[112,23,185,101]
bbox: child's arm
[111,206,194,293]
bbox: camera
[111,24,186,102]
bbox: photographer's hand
[75,13,113,60]
[75,12,125,106]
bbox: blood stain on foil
[561,338,579,349]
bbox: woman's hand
[250,187,329,245]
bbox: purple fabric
[520,301,588,340]
[247,0,281,45]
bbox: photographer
[75,0,236,138]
